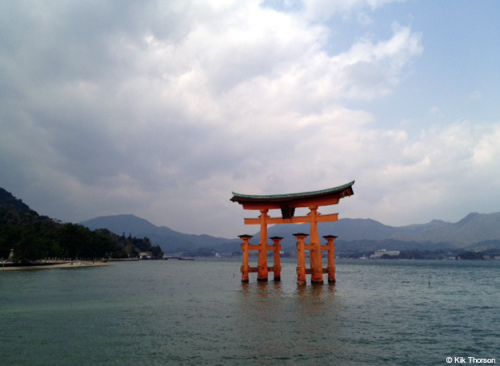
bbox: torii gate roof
[230,181,354,210]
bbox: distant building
[139,252,152,260]
[370,249,400,259]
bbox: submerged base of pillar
[328,278,336,284]
[274,277,281,281]
[257,277,268,282]
[297,279,306,286]
[311,279,324,285]
[241,278,249,283]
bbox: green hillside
[0,187,162,264]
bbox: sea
[1,258,499,366]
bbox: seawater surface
[1,259,499,365]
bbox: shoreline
[0,261,110,271]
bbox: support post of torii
[230,181,354,285]
[239,234,252,283]
[323,235,337,284]
[270,236,282,281]
[257,209,269,281]
[309,206,323,284]
[294,233,308,286]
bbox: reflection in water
[236,279,342,363]
[297,282,336,297]
[240,280,336,299]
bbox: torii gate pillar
[257,209,269,281]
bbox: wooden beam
[244,213,338,225]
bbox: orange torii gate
[230,181,354,285]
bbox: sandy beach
[0,261,109,271]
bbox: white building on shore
[370,249,400,259]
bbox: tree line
[0,188,164,264]
[0,221,163,264]
[0,209,163,264]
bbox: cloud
[302,0,404,21]
[1,0,497,237]
[345,121,500,225]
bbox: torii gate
[230,181,354,285]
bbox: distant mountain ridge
[333,213,500,245]
[5,184,499,254]
[393,212,500,244]
[81,214,238,253]
[81,211,500,253]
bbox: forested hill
[0,187,49,227]
[0,187,32,212]
[0,187,162,263]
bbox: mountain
[392,212,500,245]
[0,188,162,262]
[80,214,239,253]
[0,187,49,227]
[0,187,32,212]
[255,220,446,252]
[253,212,500,252]
[262,218,397,243]
[5,179,499,259]
[260,218,446,249]
[81,211,500,254]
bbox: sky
[1,0,500,238]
